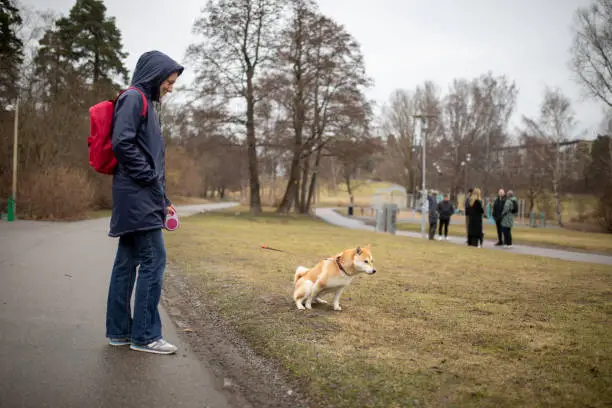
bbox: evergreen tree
[0,0,24,108]
[34,27,77,102]
[57,0,128,86]
[34,0,129,104]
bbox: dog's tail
[294,266,309,284]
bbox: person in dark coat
[437,193,455,240]
[464,188,473,244]
[105,50,184,355]
[501,190,518,248]
[465,187,484,247]
[427,190,438,240]
[492,188,506,246]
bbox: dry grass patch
[165,208,612,408]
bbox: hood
[130,50,184,102]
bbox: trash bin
[348,205,354,217]
[385,203,398,235]
[375,203,398,234]
[375,208,386,232]
[7,196,15,222]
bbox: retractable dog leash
[165,207,180,231]
[260,244,296,254]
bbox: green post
[7,197,15,222]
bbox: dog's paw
[333,305,342,311]
[296,303,305,310]
[305,303,313,310]
[314,297,328,304]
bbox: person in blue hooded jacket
[105,50,183,355]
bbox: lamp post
[6,99,19,222]
[460,153,471,195]
[413,113,436,238]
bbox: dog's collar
[327,256,353,277]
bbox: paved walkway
[0,203,239,408]
[314,208,612,266]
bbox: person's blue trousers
[105,228,166,345]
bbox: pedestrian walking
[437,193,455,240]
[493,189,506,246]
[465,187,484,247]
[501,190,518,248]
[464,188,473,244]
[427,191,438,240]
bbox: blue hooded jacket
[109,51,184,237]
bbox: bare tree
[516,134,549,214]
[440,73,517,199]
[272,6,371,213]
[570,0,612,107]
[187,0,285,214]
[522,87,577,227]
[273,0,317,213]
[380,89,417,196]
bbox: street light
[5,99,19,222]
[413,113,436,239]
[460,153,471,195]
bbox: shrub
[18,166,95,220]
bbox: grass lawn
[334,208,612,255]
[164,207,612,408]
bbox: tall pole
[421,120,426,238]
[413,114,435,238]
[9,99,19,221]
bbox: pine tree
[0,0,24,108]
[34,0,129,103]
[34,27,77,102]
[57,0,129,86]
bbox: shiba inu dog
[293,245,376,311]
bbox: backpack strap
[126,86,148,117]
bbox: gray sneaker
[130,339,178,355]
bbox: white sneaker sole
[108,339,131,346]
[129,344,177,355]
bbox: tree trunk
[94,49,100,84]
[345,172,354,207]
[277,26,306,214]
[299,155,310,213]
[278,154,300,213]
[305,146,323,213]
[245,69,262,214]
[330,156,337,191]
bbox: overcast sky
[22,0,610,138]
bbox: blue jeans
[106,229,166,345]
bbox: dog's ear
[365,244,372,251]
[356,246,362,255]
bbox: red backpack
[88,87,148,174]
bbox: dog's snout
[371,269,377,274]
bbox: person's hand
[167,204,176,215]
